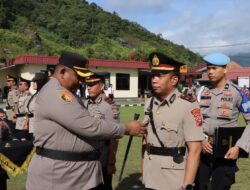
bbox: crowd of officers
[0,51,250,190]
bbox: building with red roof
[0,55,151,98]
[186,61,250,87]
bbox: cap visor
[75,70,93,77]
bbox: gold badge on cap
[152,55,160,66]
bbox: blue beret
[203,53,230,66]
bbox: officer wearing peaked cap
[86,72,119,190]
[26,51,146,190]
[5,75,19,126]
[142,52,203,190]
[15,77,32,140]
[195,53,250,190]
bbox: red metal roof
[198,68,250,81]
[4,55,149,69]
[90,59,148,69]
[5,55,58,67]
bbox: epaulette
[180,93,197,103]
[230,81,239,89]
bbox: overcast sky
[88,0,250,56]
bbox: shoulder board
[230,81,239,89]
[180,94,197,103]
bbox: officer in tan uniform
[26,72,48,141]
[5,75,19,134]
[15,77,32,140]
[86,72,119,190]
[195,53,250,190]
[143,52,203,190]
[26,51,146,190]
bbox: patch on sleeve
[191,108,203,127]
[238,88,250,113]
[60,92,73,103]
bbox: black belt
[147,144,186,157]
[27,113,34,118]
[16,113,25,117]
[36,147,100,161]
[5,106,12,110]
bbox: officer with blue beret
[195,53,250,190]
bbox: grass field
[7,106,250,190]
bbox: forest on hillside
[0,0,202,65]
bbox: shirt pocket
[157,121,179,147]
[217,102,233,119]
[18,97,25,111]
[200,97,211,116]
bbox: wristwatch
[182,184,194,190]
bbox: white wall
[0,64,139,98]
[0,64,47,94]
[90,66,138,98]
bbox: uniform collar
[88,93,106,104]
[154,88,178,106]
[210,80,231,95]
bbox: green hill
[0,0,201,65]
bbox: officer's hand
[224,146,239,160]
[201,140,213,154]
[125,121,146,136]
[107,164,116,175]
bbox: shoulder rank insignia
[60,92,73,103]
[191,108,202,127]
[180,94,196,103]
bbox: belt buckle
[147,144,152,160]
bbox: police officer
[0,109,10,190]
[26,51,146,190]
[143,52,203,190]
[195,53,250,190]
[86,72,119,190]
[5,75,19,134]
[26,72,48,141]
[15,77,32,140]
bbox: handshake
[124,117,147,137]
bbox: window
[116,73,130,90]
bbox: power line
[188,42,250,49]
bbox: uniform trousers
[0,168,8,190]
[99,167,113,190]
[195,154,237,190]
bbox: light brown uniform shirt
[16,90,31,130]
[87,93,119,166]
[26,77,125,190]
[199,80,250,152]
[6,87,19,120]
[143,89,204,190]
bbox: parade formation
[0,50,249,190]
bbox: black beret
[32,72,48,81]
